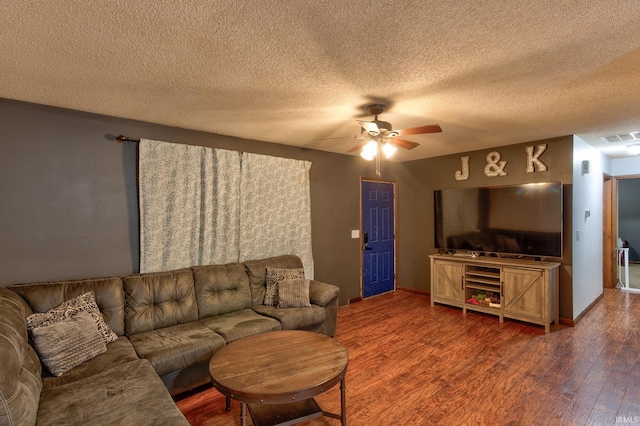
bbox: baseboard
[397,286,430,296]
[572,292,605,325]
[349,287,429,303]
[559,317,575,327]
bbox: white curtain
[138,139,241,272]
[239,153,314,278]
[138,140,313,277]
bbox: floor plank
[175,288,640,425]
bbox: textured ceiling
[2,1,640,161]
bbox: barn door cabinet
[430,254,560,333]
[430,260,464,308]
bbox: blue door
[362,180,395,298]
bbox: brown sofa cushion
[129,322,225,376]
[192,262,252,317]
[41,336,139,391]
[8,277,126,336]
[123,268,197,335]
[199,308,281,343]
[36,359,189,426]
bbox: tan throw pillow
[264,267,304,306]
[31,311,107,376]
[277,279,312,308]
[26,291,118,344]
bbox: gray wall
[618,178,640,261]
[0,98,575,318]
[0,99,370,305]
[387,136,574,319]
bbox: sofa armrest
[308,280,339,307]
[0,288,42,426]
[308,280,339,337]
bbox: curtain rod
[116,135,140,143]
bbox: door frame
[603,174,640,288]
[603,175,616,288]
[360,177,398,299]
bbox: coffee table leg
[240,402,247,426]
[340,376,347,425]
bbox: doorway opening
[603,174,640,292]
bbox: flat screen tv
[434,182,563,259]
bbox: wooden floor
[175,289,640,425]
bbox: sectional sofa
[0,255,340,425]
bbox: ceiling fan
[347,104,442,158]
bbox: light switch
[351,230,359,239]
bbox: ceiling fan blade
[389,138,420,150]
[314,135,356,141]
[357,120,380,135]
[396,124,442,136]
[347,140,368,153]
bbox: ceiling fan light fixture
[360,150,375,161]
[348,103,442,162]
[361,140,378,160]
[382,142,397,158]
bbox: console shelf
[464,303,501,316]
[465,282,499,292]
[430,254,560,333]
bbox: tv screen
[434,182,563,258]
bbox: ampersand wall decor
[484,151,508,177]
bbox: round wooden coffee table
[209,330,348,426]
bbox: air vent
[602,132,640,143]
